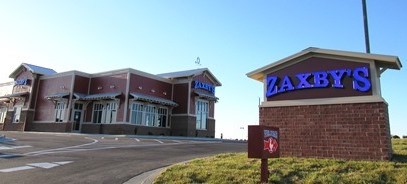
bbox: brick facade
[260,102,392,160]
[0,64,221,138]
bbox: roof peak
[9,63,57,79]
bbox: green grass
[154,139,407,184]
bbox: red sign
[264,137,278,154]
[248,125,280,159]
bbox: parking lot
[0,131,246,184]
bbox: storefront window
[130,103,143,125]
[0,107,7,123]
[92,101,117,124]
[13,106,22,123]
[55,101,65,122]
[196,100,208,130]
[158,107,168,127]
[145,105,156,126]
[130,102,169,128]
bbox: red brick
[260,102,392,161]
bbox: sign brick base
[260,102,392,160]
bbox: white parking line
[0,145,32,150]
[134,138,140,142]
[0,166,34,173]
[23,137,98,156]
[25,141,218,156]
[0,161,73,173]
[54,161,73,165]
[27,162,60,169]
[154,139,164,144]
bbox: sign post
[248,125,279,183]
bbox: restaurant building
[0,63,221,137]
[247,47,402,160]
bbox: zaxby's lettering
[266,67,371,97]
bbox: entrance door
[73,111,82,131]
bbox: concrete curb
[123,166,168,184]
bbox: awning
[0,92,29,99]
[130,93,178,107]
[77,92,121,101]
[45,92,70,100]
[73,93,87,100]
[194,91,218,102]
[0,98,10,103]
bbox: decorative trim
[123,72,131,123]
[39,70,90,80]
[260,95,387,107]
[187,80,191,115]
[32,121,56,123]
[171,114,190,117]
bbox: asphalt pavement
[0,131,246,184]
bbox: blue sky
[0,1,406,139]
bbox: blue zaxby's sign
[15,79,28,86]
[193,80,215,94]
[266,66,371,97]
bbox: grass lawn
[155,139,407,184]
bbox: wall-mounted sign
[266,67,371,97]
[15,79,28,86]
[193,80,215,94]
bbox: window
[130,103,144,125]
[130,102,169,128]
[157,107,168,127]
[105,102,117,124]
[13,106,22,123]
[0,107,7,124]
[92,101,117,124]
[74,103,83,110]
[145,105,156,126]
[196,100,208,130]
[93,103,104,123]
[55,102,65,122]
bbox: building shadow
[392,154,407,163]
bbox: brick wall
[27,122,73,132]
[260,102,392,160]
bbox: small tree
[392,135,400,139]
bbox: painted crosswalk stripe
[0,145,31,150]
[154,139,164,144]
[53,161,73,165]
[0,166,35,173]
[27,162,60,169]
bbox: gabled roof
[247,47,402,82]
[9,63,57,79]
[158,68,222,86]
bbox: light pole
[240,127,245,140]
